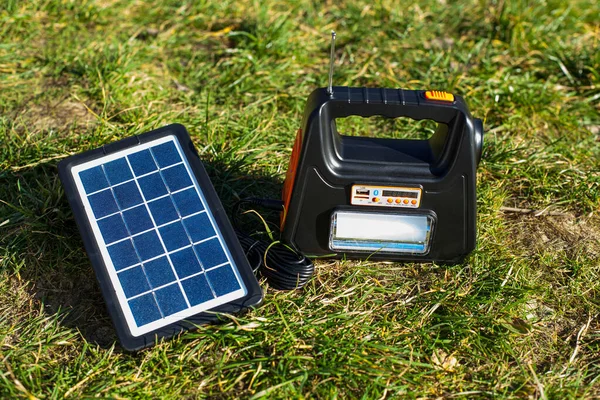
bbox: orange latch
[424,90,455,102]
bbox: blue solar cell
[108,239,140,271]
[65,133,259,342]
[138,172,168,200]
[97,213,129,244]
[161,164,192,192]
[122,205,153,235]
[172,188,203,217]
[113,181,143,210]
[159,221,190,251]
[182,213,214,243]
[154,283,188,316]
[80,166,109,194]
[206,264,241,296]
[151,142,181,168]
[118,266,151,298]
[194,238,228,269]
[143,256,176,288]
[181,274,214,306]
[88,189,119,218]
[103,158,133,185]
[147,196,179,225]
[169,247,202,278]
[133,231,164,261]
[128,293,162,326]
[127,149,158,176]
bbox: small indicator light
[403,199,409,204]
[387,198,393,203]
[411,199,417,205]
[424,90,454,102]
[372,197,380,202]
[395,198,401,204]
[373,190,379,196]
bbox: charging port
[355,189,370,196]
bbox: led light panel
[329,210,434,254]
[59,124,262,350]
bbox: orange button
[387,198,393,203]
[411,199,417,205]
[395,198,401,204]
[372,197,380,202]
[425,90,454,102]
[403,199,409,204]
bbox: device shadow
[0,158,282,349]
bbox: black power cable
[232,198,314,290]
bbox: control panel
[350,185,422,208]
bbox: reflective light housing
[329,211,434,254]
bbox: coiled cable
[232,198,314,290]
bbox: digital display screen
[382,190,419,199]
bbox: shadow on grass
[0,157,282,349]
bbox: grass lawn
[1,0,599,398]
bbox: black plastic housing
[281,87,484,263]
[58,124,263,351]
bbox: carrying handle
[300,87,483,172]
[323,88,462,126]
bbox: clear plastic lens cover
[329,210,433,254]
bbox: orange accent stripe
[280,129,303,229]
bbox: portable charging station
[280,86,483,262]
[57,32,483,350]
[279,33,484,263]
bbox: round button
[372,197,380,202]
[395,198,401,204]
[373,190,379,196]
[387,198,393,203]
[403,199,409,204]
[411,199,417,205]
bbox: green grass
[1,0,599,398]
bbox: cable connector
[242,198,284,211]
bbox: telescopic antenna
[327,31,336,96]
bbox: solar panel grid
[79,141,242,328]
[59,126,262,349]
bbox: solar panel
[59,124,262,350]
